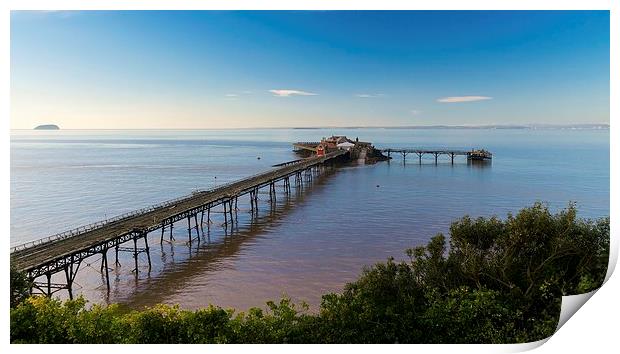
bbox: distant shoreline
[10,124,610,131]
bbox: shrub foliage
[10,203,609,343]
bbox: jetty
[382,148,492,164]
[11,150,348,298]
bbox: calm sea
[10,128,609,311]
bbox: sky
[10,10,610,129]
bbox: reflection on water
[105,168,338,310]
[11,128,609,311]
[467,159,492,168]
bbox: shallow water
[10,128,609,311]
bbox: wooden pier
[10,150,349,298]
[381,148,492,164]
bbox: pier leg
[200,211,205,234]
[46,273,51,297]
[160,224,165,244]
[224,201,228,226]
[207,206,212,227]
[68,257,80,299]
[133,236,139,273]
[434,153,438,165]
[418,153,422,165]
[194,213,200,238]
[144,234,151,271]
[451,153,454,165]
[169,222,174,241]
[229,200,234,222]
[28,271,34,295]
[63,268,72,299]
[103,248,110,291]
[115,243,120,266]
[187,216,193,245]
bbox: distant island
[34,124,60,130]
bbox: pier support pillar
[143,234,151,271]
[133,237,139,273]
[187,216,193,245]
[200,211,205,234]
[434,153,438,165]
[223,201,228,226]
[46,273,51,297]
[254,188,259,206]
[64,255,79,299]
[194,213,201,239]
[100,251,105,272]
[102,248,110,291]
[67,256,75,299]
[115,243,120,266]
[229,199,234,223]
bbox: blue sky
[10,11,609,129]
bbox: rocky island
[34,124,60,130]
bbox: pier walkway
[11,150,348,298]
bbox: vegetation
[10,203,609,344]
[10,266,31,308]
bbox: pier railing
[10,191,205,253]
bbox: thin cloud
[269,89,317,97]
[437,96,492,103]
[225,94,239,97]
[410,110,421,115]
[355,93,386,98]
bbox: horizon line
[10,123,610,131]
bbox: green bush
[10,203,609,344]
[10,266,31,308]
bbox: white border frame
[1,1,616,353]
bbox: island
[34,124,60,130]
